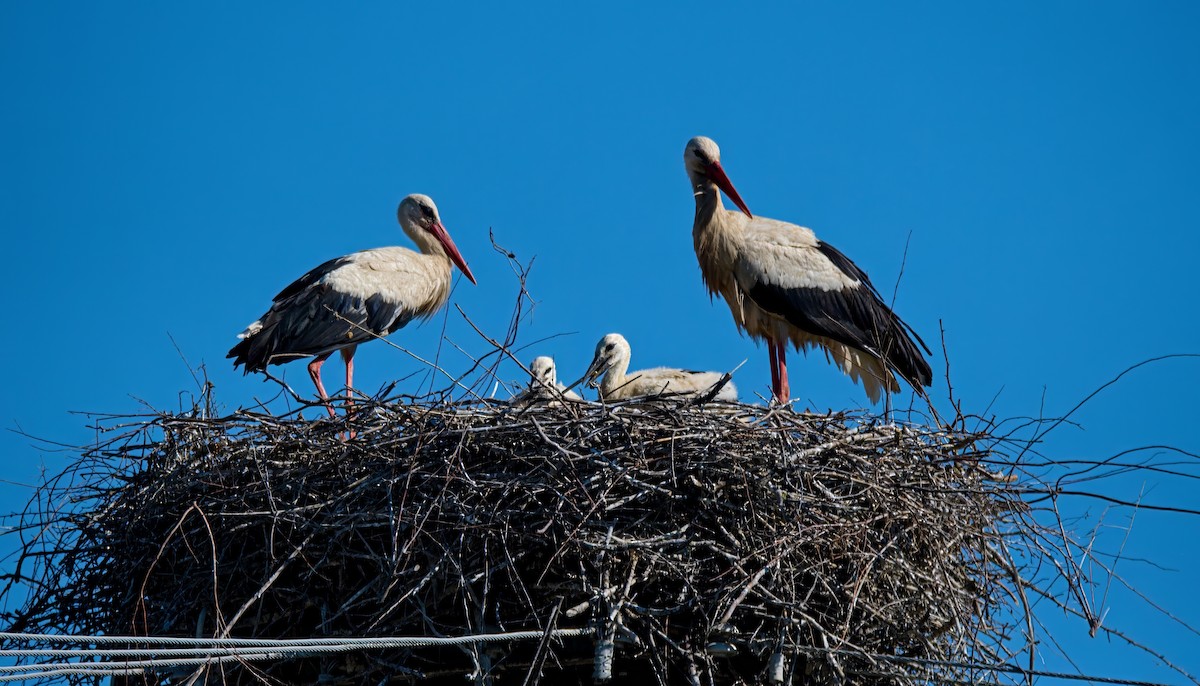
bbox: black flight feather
[747,241,933,390]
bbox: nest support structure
[4,396,1034,685]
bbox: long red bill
[432,222,477,285]
[707,161,753,218]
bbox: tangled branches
[1,392,1061,685]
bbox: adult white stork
[684,136,931,404]
[582,333,738,402]
[228,194,476,416]
[512,356,582,404]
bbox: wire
[0,630,1179,686]
[0,628,591,648]
[0,628,595,682]
[791,645,1177,686]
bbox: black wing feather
[816,242,932,356]
[228,282,408,372]
[748,241,932,389]
[271,255,357,302]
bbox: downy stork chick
[228,194,476,417]
[513,356,583,404]
[582,333,738,402]
[684,136,931,404]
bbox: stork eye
[605,344,614,351]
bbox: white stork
[684,136,931,404]
[228,194,476,416]
[582,333,738,402]
[512,356,583,404]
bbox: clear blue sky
[2,2,1198,682]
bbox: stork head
[529,356,557,388]
[398,194,477,285]
[684,136,753,218]
[583,333,631,389]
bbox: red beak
[431,221,477,285]
[707,161,753,218]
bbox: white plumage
[512,356,582,404]
[229,194,476,416]
[582,333,737,402]
[685,136,931,404]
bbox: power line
[0,628,595,682]
[0,629,591,648]
[791,645,1177,686]
[0,630,1182,686]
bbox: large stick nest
[3,393,1036,685]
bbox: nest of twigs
[4,392,1035,685]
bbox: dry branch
[2,393,1053,686]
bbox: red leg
[341,345,358,438]
[775,339,790,403]
[767,340,781,401]
[307,352,337,418]
[342,345,358,407]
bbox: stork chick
[582,333,737,402]
[513,356,583,404]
